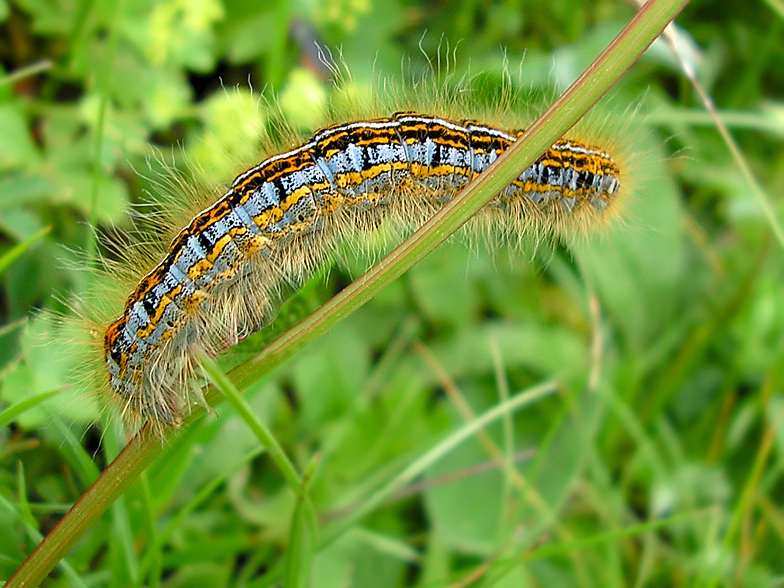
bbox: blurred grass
[1,0,783,586]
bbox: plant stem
[5,0,690,585]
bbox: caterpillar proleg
[85,73,632,431]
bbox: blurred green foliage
[1,0,783,586]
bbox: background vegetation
[1,0,783,586]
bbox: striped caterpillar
[98,105,624,429]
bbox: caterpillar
[84,76,631,431]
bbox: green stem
[198,353,303,494]
[5,0,690,585]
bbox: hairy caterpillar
[82,74,631,431]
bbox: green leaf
[0,104,40,172]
